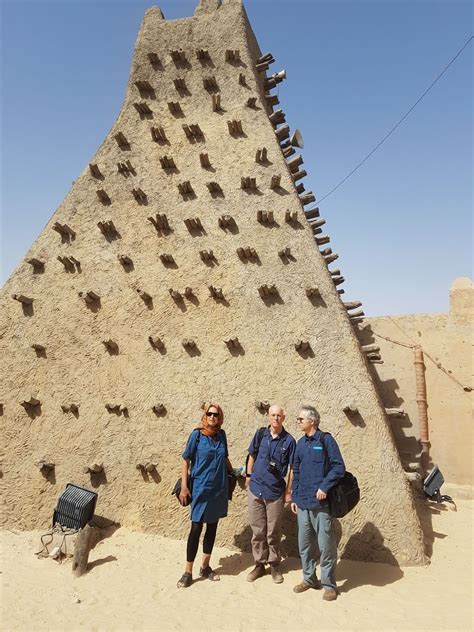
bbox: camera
[267,460,279,474]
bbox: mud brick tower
[0,0,426,565]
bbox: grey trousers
[248,490,285,565]
[297,507,337,590]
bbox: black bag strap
[255,426,267,453]
[245,426,266,475]
[221,428,228,455]
[186,428,201,461]
[320,430,347,484]
[319,430,335,478]
[319,430,327,451]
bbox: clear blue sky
[1,0,472,315]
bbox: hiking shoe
[270,564,283,584]
[293,579,321,593]
[322,588,338,601]
[247,564,265,582]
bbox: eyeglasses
[206,411,219,418]
[296,417,306,423]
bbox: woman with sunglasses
[177,402,234,588]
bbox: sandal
[177,572,193,588]
[199,566,220,581]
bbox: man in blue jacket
[246,404,296,584]
[291,405,345,601]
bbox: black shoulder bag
[321,432,360,518]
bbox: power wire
[370,321,473,392]
[317,35,473,205]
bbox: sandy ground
[1,499,473,632]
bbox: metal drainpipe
[414,345,430,473]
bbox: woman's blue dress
[182,429,229,523]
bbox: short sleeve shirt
[248,427,296,500]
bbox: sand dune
[1,499,472,632]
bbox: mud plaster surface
[364,280,473,488]
[0,0,425,565]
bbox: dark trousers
[186,520,219,563]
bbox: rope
[372,331,415,350]
[370,322,473,392]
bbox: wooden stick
[361,344,380,353]
[286,155,303,172]
[344,301,363,310]
[292,169,307,182]
[12,294,33,304]
[72,524,94,577]
[343,404,359,415]
[304,207,320,219]
[385,407,405,417]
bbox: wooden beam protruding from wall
[35,458,55,473]
[257,210,274,224]
[159,156,176,170]
[218,215,235,230]
[241,176,257,190]
[114,132,130,150]
[159,253,175,265]
[270,175,281,189]
[79,290,100,304]
[255,147,268,163]
[151,126,167,143]
[61,404,79,414]
[148,336,165,350]
[225,49,240,63]
[258,284,278,298]
[168,101,183,116]
[209,286,224,300]
[237,247,258,261]
[89,163,103,179]
[52,222,76,239]
[227,120,244,136]
[183,124,203,140]
[285,210,298,223]
[97,220,119,238]
[12,294,33,305]
[27,258,45,273]
[148,214,170,234]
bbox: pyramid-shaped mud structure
[0,0,425,564]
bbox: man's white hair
[300,405,320,424]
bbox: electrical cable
[369,321,473,392]
[317,35,473,205]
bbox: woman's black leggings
[186,520,219,563]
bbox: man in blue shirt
[246,404,296,584]
[291,405,345,601]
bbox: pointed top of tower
[194,0,222,15]
[144,6,165,20]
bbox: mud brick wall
[0,0,425,565]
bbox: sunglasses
[206,411,219,418]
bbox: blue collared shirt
[292,430,345,510]
[248,427,296,501]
